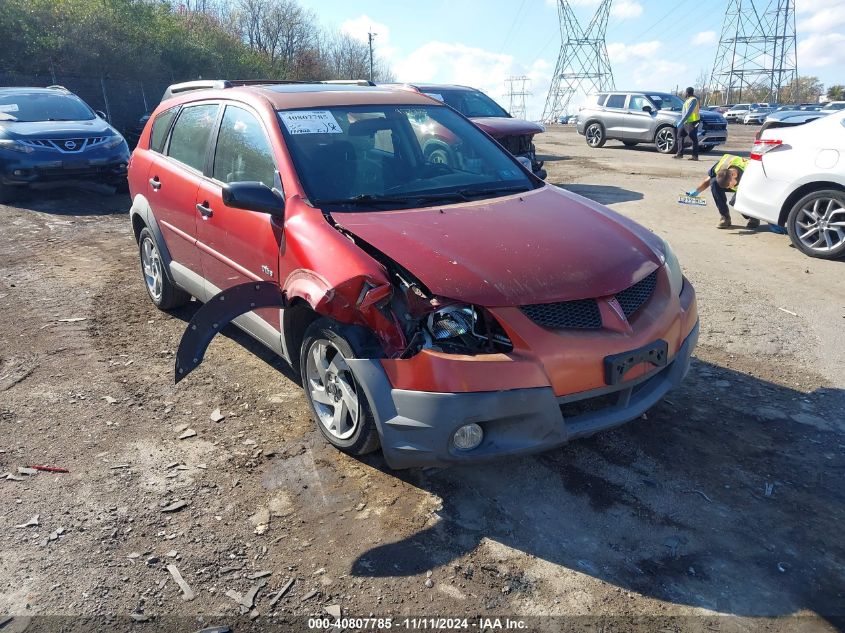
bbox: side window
[629,95,649,111]
[213,105,276,188]
[167,103,219,172]
[605,94,627,109]
[597,94,608,106]
[149,107,178,153]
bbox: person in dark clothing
[685,153,760,229]
[673,86,700,161]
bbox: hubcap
[795,197,845,252]
[140,236,163,302]
[657,129,674,152]
[305,339,360,440]
[587,125,601,146]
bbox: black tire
[622,140,639,147]
[785,189,845,260]
[654,126,676,154]
[584,122,606,148]
[300,318,381,456]
[137,227,190,310]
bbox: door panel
[197,105,283,339]
[625,95,657,141]
[602,94,629,137]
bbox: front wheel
[300,319,381,455]
[585,122,606,148]
[786,189,845,259]
[655,126,676,154]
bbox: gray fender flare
[129,194,173,269]
[175,282,288,383]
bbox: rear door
[149,102,220,282]
[195,103,284,351]
[602,93,629,138]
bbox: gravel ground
[1,124,843,633]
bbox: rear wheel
[654,126,676,154]
[786,189,845,259]
[585,122,606,148]
[138,227,190,310]
[300,318,381,456]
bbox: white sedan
[734,110,845,259]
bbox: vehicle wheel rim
[586,124,601,146]
[656,129,674,152]
[795,197,845,253]
[305,339,360,441]
[140,236,163,302]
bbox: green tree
[827,85,845,101]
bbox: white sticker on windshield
[423,93,445,102]
[0,104,19,113]
[279,110,342,134]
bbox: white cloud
[544,0,642,19]
[607,40,662,63]
[798,32,845,68]
[692,31,716,46]
[797,5,845,32]
[339,15,397,60]
[394,42,552,120]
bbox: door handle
[196,202,213,219]
[149,177,161,191]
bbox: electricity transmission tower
[541,0,615,123]
[708,0,797,105]
[504,76,531,119]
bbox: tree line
[0,0,394,83]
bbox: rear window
[150,107,178,153]
[167,103,219,172]
[597,94,608,106]
[605,94,626,109]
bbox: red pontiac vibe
[127,81,699,468]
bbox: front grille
[615,270,658,318]
[520,298,602,330]
[498,134,533,155]
[703,122,727,131]
[20,137,108,153]
[560,391,620,418]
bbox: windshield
[278,105,534,210]
[0,92,95,122]
[421,89,511,118]
[648,94,684,112]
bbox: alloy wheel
[586,124,602,147]
[656,128,675,153]
[305,339,360,440]
[140,235,163,302]
[794,196,845,253]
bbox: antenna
[368,29,377,83]
[541,0,615,122]
[708,0,797,105]
[504,75,531,119]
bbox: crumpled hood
[471,117,545,138]
[333,186,664,307]
[0,118,115,139]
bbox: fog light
[453,423,483,451]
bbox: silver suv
[576,91,728,154]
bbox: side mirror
[222,182,285,219]
[642,105,653,113]
[95,110,108,120]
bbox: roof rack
[161,78,377,101]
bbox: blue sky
[305,0,844,120]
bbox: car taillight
[750,138,782,160]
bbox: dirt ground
[1,124,844,633]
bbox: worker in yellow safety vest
[685,153,760,229]
[673,86,700,161]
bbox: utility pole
[542,0,615,123]
[368,30,376,82]
[708,0,797,105]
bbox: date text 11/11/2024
[306,616,528,629]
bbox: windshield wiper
[456,185,531,198]
[316,194,421,207]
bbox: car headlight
[423,304,512,352]
[662,240,684,296]
[102,135,126,150]
[0,139,34,154]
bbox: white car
[735,110,845,259]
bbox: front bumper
[0,147,130,187]
[348,320,699,469]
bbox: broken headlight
[662,240,684,296]
[422,304,512,354]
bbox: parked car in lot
[757,107,830,139]
[128,81,699,467]
[0,85,129,201]
[392,83,547,178]
[743,107,774,125]
[725,103,760,122]
[735,110,845,259]
[576,90,728,153]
